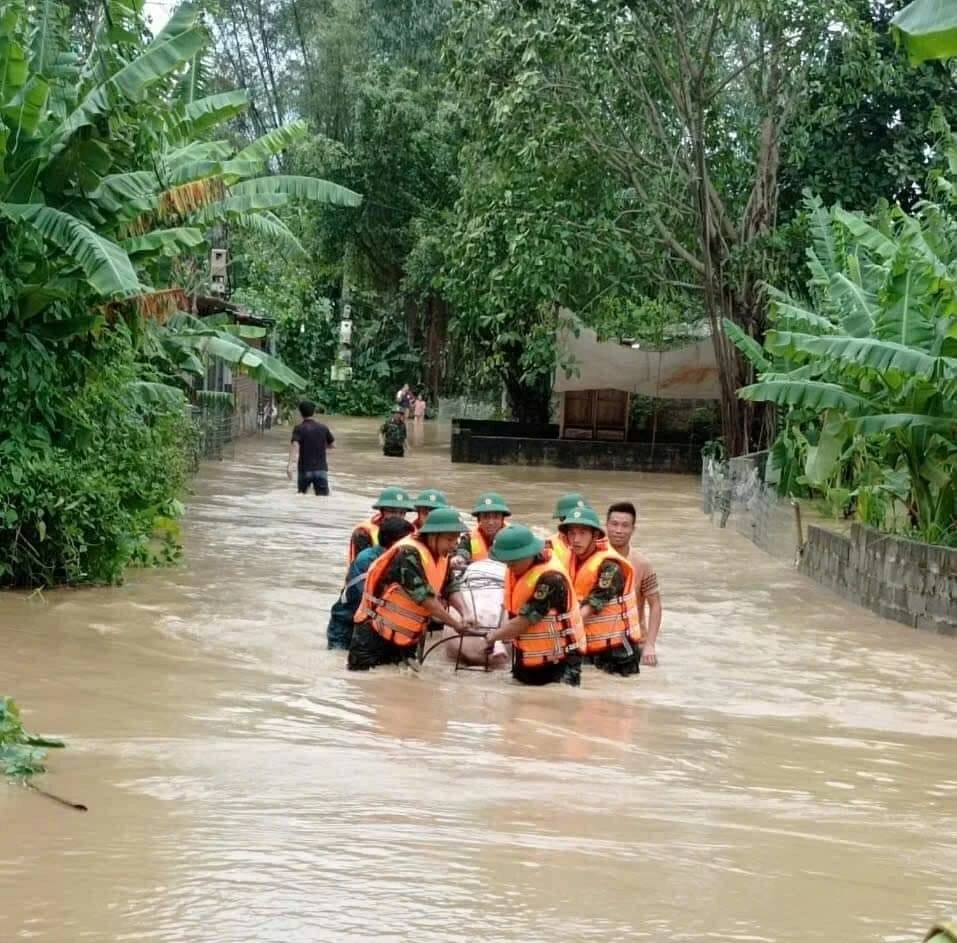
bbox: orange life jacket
[505,559,585,668]
[467,527,491,561]
[348,516,381,564]
[569,547,642,654]
[468,523,510,561]
[546,531,572,572]
[354,535,448,648]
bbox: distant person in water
[287,400,334,495]
[380,407,408,457]
[414,394,426,420]
[327,516,414,650]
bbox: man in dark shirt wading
[287,400,335,495]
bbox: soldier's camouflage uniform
[512,555,582,687]
[348,546,461,670]
[380,418,407,457]
[582,557,640,677]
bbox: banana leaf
[891,0,957,64]
[0,202,140,297]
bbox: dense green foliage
[209,0,956,436]
[2,0,955,588]
[0,0,358,587]
[729,186,957,545]
[215,0,461,407]
[1,697,64,780]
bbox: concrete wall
[800,524,957,636]
[231,373,262,438]
[452,425,701,473]
[453,418,559,440]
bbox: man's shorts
[382,446,405,458]
[298,469,329,495]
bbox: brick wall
[800,524,956,636]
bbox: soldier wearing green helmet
[483,524,584,687]
[348,486,415,563]
[348,507,477,670]
[451,491,511,568]
[560,505,641,677]
[412,489,448,530]
[546,492,587,571]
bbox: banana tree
[151,313,306,392]
[727,194,957,545]
[0,0,360,390]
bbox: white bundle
[460,559,507,657]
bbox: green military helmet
[414,489,448,510]
[491,524,545,563]
[472,491,511,516]
[552,492,587,520]
[558,504,605,537]
[418,507,468,534]
[372,486,415,511]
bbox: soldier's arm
[581,559,626,618]
[443,569,471,622]
[489,574,566,642]
[393,548,463,629]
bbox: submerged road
[2,419,955,942]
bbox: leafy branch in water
[0,697,64,781]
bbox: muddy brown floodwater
[2,418,955,942]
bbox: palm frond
[234,119,308,165]
[121,227,204,256]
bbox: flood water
[2,418,955,942]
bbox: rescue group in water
[327,487,663,687]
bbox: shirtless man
[605,501,663,667]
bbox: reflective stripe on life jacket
[348,517,381,564]
[354,536,448,648]
[505,559,585,668]
[546,531,572,572]
[569,549,642,654]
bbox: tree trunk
[424,295,447,403]
[501,343,552,424]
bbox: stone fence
[702,453,956,636]
[800,524,956,636]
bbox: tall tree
[444,0,865,453]
[781,0,957,215]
